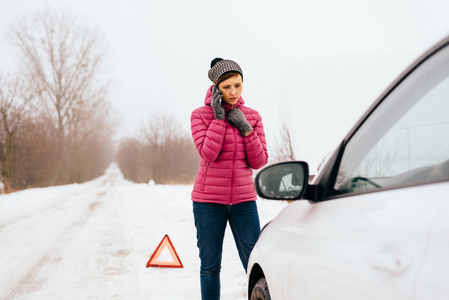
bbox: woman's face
[218,74,243,105]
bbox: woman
[190,58,268,299]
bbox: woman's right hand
[212,85,225,120]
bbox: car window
[333,43,449,195]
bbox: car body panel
[250,182,449,299]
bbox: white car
[248,36,449,300]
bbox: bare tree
[116,115,199,184]
[141,115,184,183]
[0,72,34,188]
[9,10,110,181]
[272,122,296,162]
[116,138,149,183]
[8,10,114,185]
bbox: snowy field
[0,165,288,299]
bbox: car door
[414,199,449,299]
[282,38,449,299]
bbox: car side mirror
[255,161,309,200]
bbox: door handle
[367,252,411,275]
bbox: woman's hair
[215,71,242,88]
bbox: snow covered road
[0,166,288,299]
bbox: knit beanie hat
[208,58,243,83]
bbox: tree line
[116,115,199,184]
[0,10,200,192]
[0,10,115,192]
[1,10,295,193]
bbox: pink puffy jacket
[191,86,268,205]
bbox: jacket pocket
[201,161,209,190]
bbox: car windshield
[334,42,449,195]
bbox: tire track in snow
[1,191,105,300]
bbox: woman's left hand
[228,108,253,137]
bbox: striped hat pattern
[208,58,243,82]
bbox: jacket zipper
[201,161,209,190]
[230,125,237,205]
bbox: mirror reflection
[257,163,306,200]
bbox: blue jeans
[193,201,261,300]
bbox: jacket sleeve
[244,113,268,170]
[191,108,226,162]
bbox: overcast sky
[1,0,448,171]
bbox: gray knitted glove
[228,108,253,137]
[211,86,225,120]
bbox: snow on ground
[0,165,288,299]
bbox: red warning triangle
[146,234,183,268]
